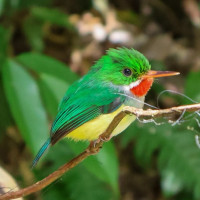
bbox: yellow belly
[66,104,135,141]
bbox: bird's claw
[86,135,112,154]
[87,141,101,154]
[99,135,111,142]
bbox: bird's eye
[123,68,132,77]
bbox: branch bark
[1,103,200,200]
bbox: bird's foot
[87,140,101,154]
[99,134,112,142]
[86,135,112,154]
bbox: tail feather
[32,138,51,168]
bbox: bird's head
[93,48,179,97]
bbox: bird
[32,47,179,167]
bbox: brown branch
[123,103,200,117]
[1,103,200,200]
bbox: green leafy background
[0,0,200,200]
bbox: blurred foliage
[0,0,200,200]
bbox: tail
[31,138,51,168]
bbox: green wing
[50,80,124,145]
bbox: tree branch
[1,103,200,200]
[124,103,200,117]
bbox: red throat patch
[130,78,153,97]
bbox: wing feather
[51,106,101,144]
[50,96,124,145]
[50,76,125,145]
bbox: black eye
[123,68,132,77]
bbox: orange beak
[142,70,180,78]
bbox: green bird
[32,47,179,167]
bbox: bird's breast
[66,104,136,141]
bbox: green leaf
[2,59,49,154]
[133,123,161,167]
[4,0,52,11]
[158,130,200,196]
[36,141,114,200]
[17,52,78,83]
[184,71,200,103]
[120,122,141,148]
[40,73,69,101]
[17,53,78,117]
[19,0,52,7]
[23,16,44,52]
[0,0,5,16]
[65,165,113,200]
[161,168,183,197]
[85,142,119,195]
[38,74,69,117]
[38,77,58,118]
[31,7,73,28]
[132,121,200,198]
[3,0,51,15]
[4,0,20,10]
[67,140,119,195]
[0,25,10,66]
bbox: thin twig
[1,103,200,200]
[124,103,200,117]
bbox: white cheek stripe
[123,80,141,91]
[129,80,141,88]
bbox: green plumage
[51,82,125,144]
[32,47,151,167]
[51,48,150,142]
